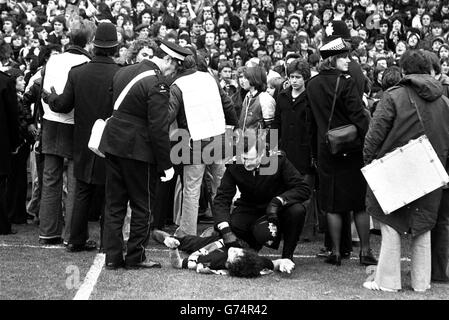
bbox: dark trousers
[230,203,306,259]
[432,188,449,282]
[103,154,157,265]
[6,144,29,224]
[0,176,11,234]
[39,154,75,241]
[69,179,105,246]
[152,166,180,229]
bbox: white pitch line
[73,253,105,300]
[0,243,412,262]
[0,243,65,250]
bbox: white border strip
[160,43,185,61]
[73,253,105,300]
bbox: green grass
[1,222,448,300]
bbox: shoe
[316,248,332,258]
[363,280,398,292]
[413,285,431,292]
[66,240,97,252]
[39,237,63,245]
[325,254,342,266]
[152,229,171,244]
[342,252,351,259]
[0,229,17,235]
[125,260,162,269]
[105,261,125,270]
[360,249,378,266]
[27,214,35,220]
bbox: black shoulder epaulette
[341,74,351,79]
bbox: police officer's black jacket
[100,60,172,172]
[213,153,311,225]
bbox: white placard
[361,135,449,214]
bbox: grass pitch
[1,221,448,300]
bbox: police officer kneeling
[100,40,192,269]
[213,130,311,262]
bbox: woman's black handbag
[325,76,361,155]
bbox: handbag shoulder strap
[405,86,426,135]
[113,70,156,111]
[326,75,341,132]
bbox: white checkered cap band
[160,43,185,61]
[320,38,347,52]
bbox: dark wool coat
[48,56,120,185]
[307,69,370,213]
[273,88,313,175]
[364,74,449,236]
[100,60,172,172]
[0,71,19,175]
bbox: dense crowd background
[2,0,449,98]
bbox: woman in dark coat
[273,59,313,176]
[306,37,374,266]
[363,50,449,292]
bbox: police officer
[213,132,311,261]
[100,40,192,269]
[306,36,376,266]
[0,71,20,235]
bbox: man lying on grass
[153,229,295,278]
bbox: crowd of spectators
[2,0,449,101]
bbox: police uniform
[101,40,192,268]
[213,152,311,259]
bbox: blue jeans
[39,154,75,242]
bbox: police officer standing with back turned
[100,40,192,270]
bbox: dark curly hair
[287,58,311,80]
[226,249,266,278]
